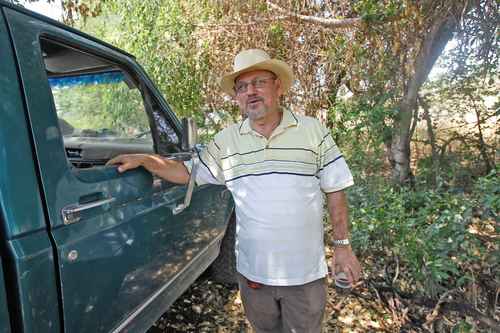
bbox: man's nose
[246,83,258,94]
[246,92,259,100]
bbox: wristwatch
[332,239,350,247]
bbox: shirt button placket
[264,138,270,160]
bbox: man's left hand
[331,246,362,284]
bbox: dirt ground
[152,245,499,332]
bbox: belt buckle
[247,280,263,289]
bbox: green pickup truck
[0,1,235,332]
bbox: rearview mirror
[181,118,197,151]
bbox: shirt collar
[239,108,299,136]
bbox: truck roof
[0,0,135,59]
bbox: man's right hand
[107,154,154,173]
[106,154,190,184]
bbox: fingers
[346,266,358,283]
[333,264,358,285]
[331,259,347,279]
[337,264,353,281]
[116,161,136,173]
[106,158,117,166]
[341,259,361,282]
[105,154,141,173]
[352,261,362,281]
[334,263,343,276]
[331,251,362,284]
[106,155,127,166]
[351,260,363,283]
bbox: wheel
[210,213,237,284]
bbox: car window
[49,71,151,140]
[40,38,157,168]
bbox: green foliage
[451,320,474,333]
[348,174,492,298]
[472,167,500,217]
[60,0,497,181]
[53,80,149,136]
[78,0,215,132]
[328,97,392,176]
[354,0,403,22]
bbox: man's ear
[232,94,240,104]
[275,78,284,97]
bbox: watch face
[333,239,350,246]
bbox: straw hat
[220,49,294,96]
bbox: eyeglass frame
[234,74,278,95]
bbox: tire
[210,213,237,284]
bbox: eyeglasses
[234,76,276,95]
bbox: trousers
[238,273,327,333]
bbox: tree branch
[196,15,290,29]
[266,1,362,29]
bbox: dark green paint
[0,7,46,238]
[7,232,61,332]
[0,7,61,332]
[118,221,228,333]
[50,184,232,332]
[0,261,11,333]
[2,4,234,333]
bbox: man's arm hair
[327,190,349,240]
[106,154,190,184]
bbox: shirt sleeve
[316,125,354,193]
[183,139,225,186]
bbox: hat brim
[219,59,294,96]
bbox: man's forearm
[144,155,190,184]
[108,154,190,184]
[327,190,362,282]
[327,190,350,240]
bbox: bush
[472,167,499,218]
[347,174,492,298]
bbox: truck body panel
[6,234,61,332]
[1,7,62,332]
[0,7,46,239]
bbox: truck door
[5,8,233,333]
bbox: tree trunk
[419,95,440,186]
[389,16,456,185]
[469,94,494,173]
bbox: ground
[152,241,499,332]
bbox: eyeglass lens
[235,76,275,94]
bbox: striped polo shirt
[191,108,354,286]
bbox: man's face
[234,70,283,121]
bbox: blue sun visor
[48,71,125,88]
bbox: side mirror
[181,118,197,151]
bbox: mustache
[247,96,264,104]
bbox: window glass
[40,38,158,167]
[50,71,152,140]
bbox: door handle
[61,197,115,225]
[172,153,198,215]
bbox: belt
[247,280,263,289]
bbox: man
[108,49,361,332]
